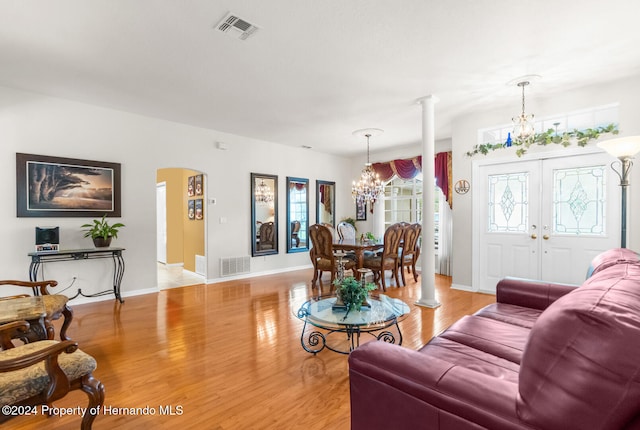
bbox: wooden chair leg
[411,260,419,282]
[393,264,401,288]
[59,304,74,341]
[380,270,387,292]
[79,373,105,430]
[400,264,407,287]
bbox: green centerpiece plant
[333,276,376,317]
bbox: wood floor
[9,269,494,430]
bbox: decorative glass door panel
[552,165,606,235]
[488,172,529,233]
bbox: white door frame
[472,146,611,293]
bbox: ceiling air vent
[215,12,259,40]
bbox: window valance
[372,152,452,208]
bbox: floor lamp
[597,136,640,248]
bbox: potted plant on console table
[81,214,125,248]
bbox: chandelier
[351,128,384,205]
[512,80,535,145]
[255,179,274,204]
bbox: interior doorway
[156,168,207,289]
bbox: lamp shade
[597,136,640,158]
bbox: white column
[415,95,441,308]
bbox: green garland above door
[466,123,619,157]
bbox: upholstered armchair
[0,321,104,429]
[0,280,73,341]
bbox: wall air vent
[215,12,259,40]
[220,256,251,277]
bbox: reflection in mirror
[251,173,278,257]
[316,180,335,228]
[287,177,309,253]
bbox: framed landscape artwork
[16,153,121,217]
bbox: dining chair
[309,224,356,290]
[398,223,422,286]
[258,222,276,250]
[0,280,73,341]
[0,320,104,429]
[337,221,356,241]
[363,223,404,291]
[290,220,301,247]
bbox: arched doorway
[156,167,207,289]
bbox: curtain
[372,152,452,208]
[438,189,452,276]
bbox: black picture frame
[188,200,195,220]
[195,174,203,196]
[195,198,203,220]
[187,176,195,197]
[356,200,367,221]
[16,153,122,218]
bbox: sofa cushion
[586,247,640,278]
[438,315,530,364]
[419,337,520,383]
[518,261,640,430]
[474,303,542,329]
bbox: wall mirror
[251,173,278,257]
[286,176,309,253]
[316,180,335,228]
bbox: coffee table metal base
[297,311,403,355]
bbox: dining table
[332,238,383,278]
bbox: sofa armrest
[349,342,523,429]
[496,277,578,310]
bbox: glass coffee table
[295,294,410,354]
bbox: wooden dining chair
[398,223,422,286]
[0,321,104,429]
[309,224,355,290]
[0,280,73,341]
[258,222,276,250]
[363,223,404,291]
[337,221,356,241]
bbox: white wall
[0,85,354,301]
[450,75,640,289]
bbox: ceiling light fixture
[512,80,535,145]
[351,128,384,205]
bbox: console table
[28,247,125,303]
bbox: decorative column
[415,95,441,308]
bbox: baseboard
[451,283,474,292]
[206,264,314,284]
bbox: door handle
[531,234,537,239]
[543,234,549,240]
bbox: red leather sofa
[348,248,640,430]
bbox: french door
[475,152,619,293]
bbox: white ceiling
[1,0,640,156]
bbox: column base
[415,298,441,308]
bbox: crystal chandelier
[512,80,535,145]
[255,179,274,204]
[352,128,384,205]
